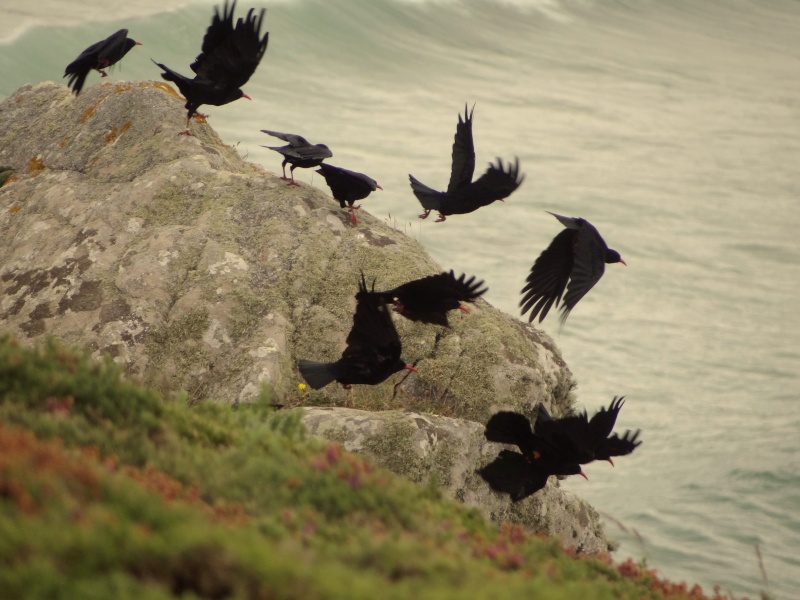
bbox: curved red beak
[607,458,615,467]
[242,93,252,101]
[619,258,627,266]
[376,184,383,190]
[579,470,589,481]
[404,364,417,373]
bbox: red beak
[134,42,143,46]
[619,258,627,266]
[457,305,470,314]
[404,364,417,373]
[376,184,383,190]
[579,470,588,481]
[607,458,615,467]
[242,93,252,101]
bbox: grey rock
[0,81,575,425]
[0,81,609,551]
[302,406,610,554]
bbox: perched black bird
[533,398,642,467]
[153,0,268,133]
[316,163,382,225]
[520,211,626,326]
[409,105,524,222]
[298,275,417,389]
[367,271,487,327]
[261,130,332,186]
[63,29,141,95]
[478,449,584,502]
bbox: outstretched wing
[393,270,487,305]
[587,396,625,442]
[260,129,311,147]
[409,174,444,211]
[446,104,475,193]
[596,429,642,459]
[191,1,269,88]
[484,411,537,455]
[455,157,523,208]
[520,227,574,323]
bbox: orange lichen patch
[85,155,101,171]
[2,175,18,188]
[16,94,24,104]
[26,156,46,173]
[58,136,70,148]
[105,120,133,144]
[148,80,182,99]
[192,113,208,124]
[81,103,98,124]
[9,203,22,214]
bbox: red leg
[418,209,431,219]
[434,213,447,223]
[348,205,361,225]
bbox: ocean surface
[2,0,799,597]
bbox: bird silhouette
[520,211,626,326]
[64,29,141,95]
[153,0,268,133]
[409,105,524,222]
[316,163,381,225]
[260,130,332,186]
[298,274,416,389]
[367,271,487,327]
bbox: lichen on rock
[0,81,608,552]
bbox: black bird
[480,409,588,501]
[520,211,626,326]
[409,105,524,222]
[153,0,269,133]
[261,130,332,186]
[298,275,417,389]
[63,29,141,95]
[368,271,487,327]
[316,163,382,225]
[533,398,642,467]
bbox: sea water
[2,1,799,597]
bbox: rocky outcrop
[302,407,609,554]
[0,81,607,551]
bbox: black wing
[484,411,537,456]
[520,228,574,323]
[446,105,475,194]
[97,29,133,65]
[191,1,269,89]
[595,429,642,460]
[343,274,402,364]
[478,450,549,502]
[392,270,487,305]
[409,174,444,211]
[451,157,523,210]
[587,396,625,442]
[550,213,609,325]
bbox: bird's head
[606,249,626,266]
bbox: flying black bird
[298,275,417,389]
[409,105,524,222]
[153,0,269,133]
[316,163,382,225]
[367,271,487,327]
[478,449,585,502]
[261,130,332,186]
[520,211,626,326]
[63,29,141,95]
[481,408,590,501]
[533,398,642,467]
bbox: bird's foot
[98,70,109,78]
[287,180,300,187]
[418,210,431,220]
[179,130,194,136]
[348,205,361,225]
[434,213,447,223]
[193,111,208,121]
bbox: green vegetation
[0,336,733,599]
